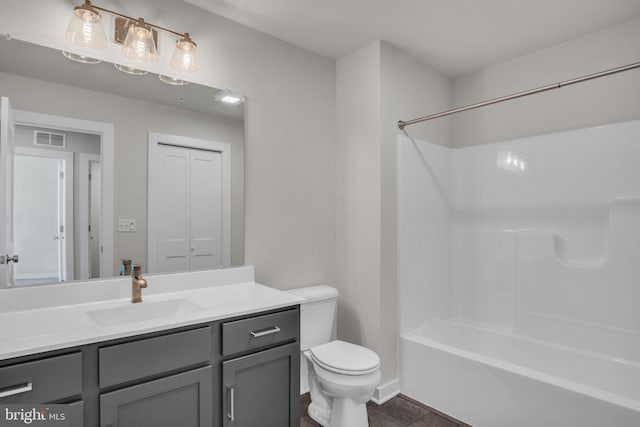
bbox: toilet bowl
[305,341,381,426]
[285,285,381,427]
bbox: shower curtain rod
[397,61,640,129]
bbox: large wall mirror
[0,37,245,289]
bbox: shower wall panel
[398,120,640,354]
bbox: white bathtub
[400,319,640,427]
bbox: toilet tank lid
[285,285,339,302]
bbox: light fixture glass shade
[65,1,107,49]
[122,18,157,63]
[114,64,148,75]
[159,75,189,86]
[62,50,101,64]
[170,33,200,74]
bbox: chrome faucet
[131,265,147,303]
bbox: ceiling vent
[34,130,66,148]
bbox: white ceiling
[182,0,640,76]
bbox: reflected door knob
[0,255,18,264]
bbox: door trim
[148,132,231,273]
[78,153,101,280]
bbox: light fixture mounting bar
[90,3,185,38]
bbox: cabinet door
[222,342,299,427]
[100,366,213,427]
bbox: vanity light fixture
[65,0,201,74]
[214,90,244,105]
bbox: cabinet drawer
[0,352,82,403]
[222,308,299,357]
[99,326,211,388]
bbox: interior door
[190,149,222,270]
[13,154,62,284]
[155,144,223,273]
[0,96,16,287]
[156,144,190,273]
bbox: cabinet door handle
[0,382,33,399]
[227,386,235,421]
[249,326,281,338]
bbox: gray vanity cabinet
[0,305,300,427]
[100,366,213,427]
[0,352,84,427]
[222,342,299,427]
[221,308,300,427]
[98,327,214,427]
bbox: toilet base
[308,401,331,426]
[328,397,369,427]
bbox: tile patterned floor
[300,393,472,427]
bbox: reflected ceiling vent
[34,130,66,148]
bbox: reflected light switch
[117,219,136,232]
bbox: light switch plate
[117,219,136,232]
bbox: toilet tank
[286,285,339,351]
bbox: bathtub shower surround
[397,120,640,427]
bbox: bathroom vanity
[0,267,302,427]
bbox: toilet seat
[310,340,380,375]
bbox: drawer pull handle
[249,326,281,338]
[227,387,235,421]
[0,382,33,399]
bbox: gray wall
[336,41,451,387]
[15,126,101,154]
[452,18,640,147]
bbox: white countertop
[0,266,303,361]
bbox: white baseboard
[300,375,401,406]
[371,378,401,405]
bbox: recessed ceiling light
[62,50,101,64]
[214,90,244,105]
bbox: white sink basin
[87,299,204,327]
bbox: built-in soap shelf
[453,196,640,333]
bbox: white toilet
[286,285,381,427]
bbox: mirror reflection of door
[89,160,101,278]
[0,96,15,288]
[13,148,72,285]
[9,123,101,286]
[155,144,223,273]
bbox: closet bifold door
[222,342,300,427]
[155,144,222,273]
